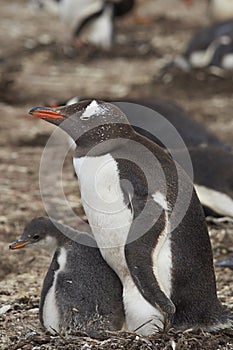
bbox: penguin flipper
[125,208,175,328]
[116,157,175,326]
[40,252,59,329]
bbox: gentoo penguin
[216,257,233,270]
[9,217,124,334]
[32,0,135,49]
[61,97,233,217]
[172,20,233,71]
[29,100,232,335]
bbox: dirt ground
[0,0,233,349]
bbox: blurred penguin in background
[31,0,135,49]
[170,20,233,71]
[171,1,233,71]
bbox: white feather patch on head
[80,100,103,120]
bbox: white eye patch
[80,100,103,120]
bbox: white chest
[73,155,133,278]
[42,248,67,333]
[87,5,113,49]
[60,0,103,29]
[60,0,113,48]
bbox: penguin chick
[9,217,124,335]
[172,20,233,71]
[29,100,233,335]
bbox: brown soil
[0,0,233,349]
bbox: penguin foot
[159,300,176,328]
[161,303,176,332]
[163,312,175,332]
[172,308,233,332]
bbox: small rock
[0,304,11,315]
[38,34,53,45]
[82,345,92,350]
[28,307,39,313]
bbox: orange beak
[29,106,64,120]
[9,240,30,250]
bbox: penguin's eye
[33,235,40,240]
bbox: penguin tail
[204,310,233,332]
[173,304,233,332]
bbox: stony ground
[0,0,233,349]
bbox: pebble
[28,308,39,313]
[0,304,11,315]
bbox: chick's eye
[33,235,40,240]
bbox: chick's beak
[9,240,30,250]
[29,106,64,120]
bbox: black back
[75,97,228,150]
[179,147,233,196]
[113,98,228,150]
[122,134,232,330]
